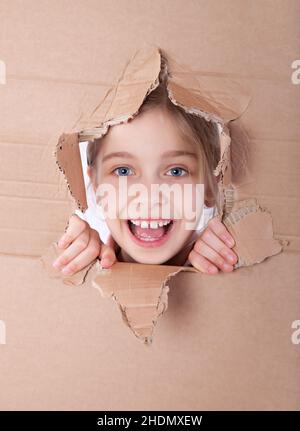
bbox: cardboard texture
[1,0,299,410]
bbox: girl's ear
[204,197,215,208]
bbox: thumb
[99,240,117,269]
[99,244,116,268]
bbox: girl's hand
[188,216,238,275]
[52,214,118,276]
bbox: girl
[52,68,238,275]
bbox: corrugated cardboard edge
[55,132,88,212]
[92,260,198,344]
[222,196,289,268]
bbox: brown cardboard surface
[0,0,299,410]
[0,250,299,410]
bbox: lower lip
[125,220,176,248]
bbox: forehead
[99,106,196,154]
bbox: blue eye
[166,167,188,177]
[113,166,134,176]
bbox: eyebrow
[102,150,198,163]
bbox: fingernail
[226,252,237,263]
[58,239,65,248]
[208,266,218,274]
[223,263,233,271]
[52,260,60,269]
[62,267,73,275]
[101,258,110,268]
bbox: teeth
[129,220,171,229]
[130,220,141,226]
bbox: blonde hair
[87,63,224,213]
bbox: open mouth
[126,219,175,248]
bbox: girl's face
[90,106,204,264]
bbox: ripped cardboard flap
[92,260,197,344]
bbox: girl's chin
[122,218,177,249]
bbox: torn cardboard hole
[41,45,287,343]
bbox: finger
[99,243,117,269]
[207,217,235,248]
[199,228,238,265]
[188,249,219,275]
[58,214,87,249]
[106,234,120,254]
[193,239,234,272]
[60,237,101,275]
[53,228,90,269]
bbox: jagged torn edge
[91,261,197,345]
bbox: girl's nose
[127,177,167,215]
